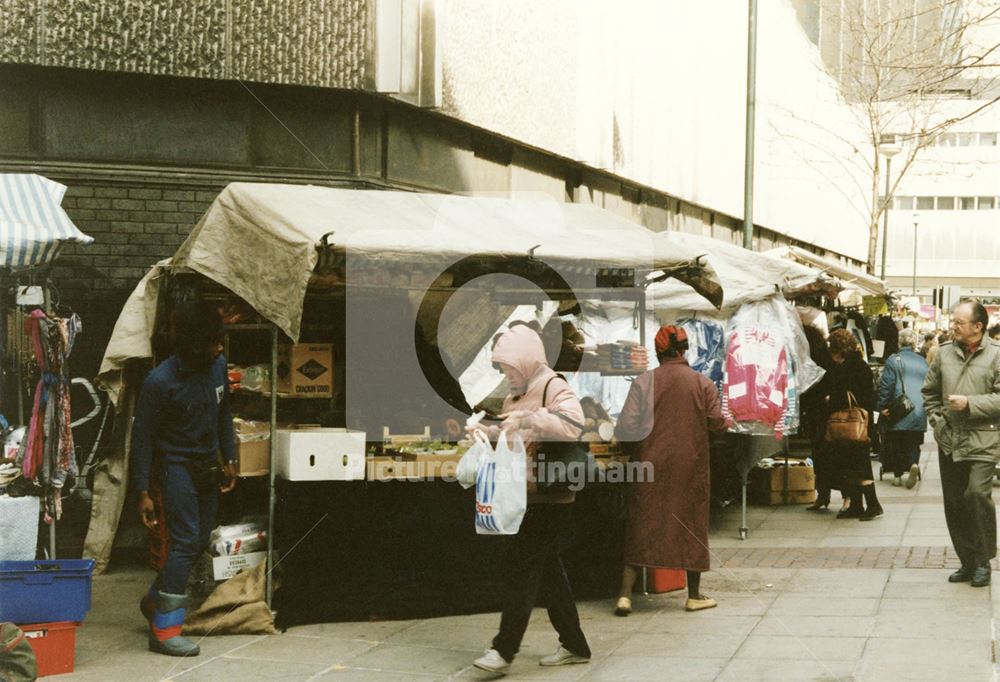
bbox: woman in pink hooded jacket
[471,323,592,675]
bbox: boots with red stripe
[149,591,200,657]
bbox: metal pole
[912,220,919,296]
[266,324,278,609]
[879,156,892,280]
[742,0,758,250]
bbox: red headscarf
[655,325,688,355]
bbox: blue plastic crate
[0,559,95,624]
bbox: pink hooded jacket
[492,325,584,504]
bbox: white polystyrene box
[0,495,40,560]
[274,428,366,481]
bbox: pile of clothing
[597,342,648,372]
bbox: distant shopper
[923,300,1000,588]
[132,300,237,657]
[824,329,882,521]
[919,332,937,359]
[469,324,591,675]
[989,323,1000,342]
[803,326,835,511]
[614,326,725,615]
[927,332,950,366]
[877,329,928,488]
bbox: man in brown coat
[614,325,726,614]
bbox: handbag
[884,356,915,426]
[535,375,597,491]
[825,391,869,443]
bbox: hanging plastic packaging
[721,296,824,439]
[679,318,726,390]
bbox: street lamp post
[912,213,919,296]
[879,144,901,280]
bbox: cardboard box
[767,465,815,492]
[366,454,463,481]
[234,420,270,476]
[274,428,366,480]
[212,551,266,581]
[276,343,333,396]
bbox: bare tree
[830,0,1000,273]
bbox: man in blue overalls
[131,299,237,657]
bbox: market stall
[86,184,725,622]
[0,174,94,562]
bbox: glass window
[958,133,975,146]
[960,196,976,210]
[895,196,915,210]
[941,133,958,147]
[978,197,996,210]
[937,196,955,210]
[980,133,998,146]
[916,196,935,210]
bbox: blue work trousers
[160,461,219,595]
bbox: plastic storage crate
[22,621,77,677]
[0,559,95,624]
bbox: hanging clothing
[18,310,81,521]
[721,326,789,438]
[679,318,725,390]
[875,316,899,360]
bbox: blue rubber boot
[149,591,200,657]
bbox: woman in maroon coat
[613,325,726,615]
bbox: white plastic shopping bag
[474,430,527,535]
[456,430,490,489]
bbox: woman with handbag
[824,329,883,520]
[877,329,928,488]
[468,323,591,676]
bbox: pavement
[50,439,1000,681]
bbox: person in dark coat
[877,328,928,488]
[613,325,726,615]
[825,329,882,520]
[802,326,835,511]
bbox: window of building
[937,196,955,210]
[916,196,935,210]
[938,133,958,147]
[980,133,998,146]
[958,133,975,147]
[879,133,896,145]
[895,196,915,210]
[960,196,976,210]
[978,197,995,210]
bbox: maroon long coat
[615,356,725,571]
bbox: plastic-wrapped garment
[679,318,725,390]
[721,324,789,437]
[721,296,825,439]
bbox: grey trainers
[905,464,920,489]
[473,649,510,675]
[539,646,590,666]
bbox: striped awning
[0,174,93,270]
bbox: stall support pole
[266,324,278,609]
[739,473,749,540]
[742,0,758,250]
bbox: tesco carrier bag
[473,431,527,535]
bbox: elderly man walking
[922,300,1000,588]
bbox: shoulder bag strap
[541,374,585,431]
[896,356,908,397]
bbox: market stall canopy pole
[170,183,724,342]
[0,174,94,270]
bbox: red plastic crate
[21,621,77,677]
[647,568,686,593]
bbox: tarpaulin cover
[170,183,723,342]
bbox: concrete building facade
[0,0,874,376]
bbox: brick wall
[49,180,225,380]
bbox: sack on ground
[475,431,527,535]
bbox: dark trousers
[939,450,997,568]
[491,504,590,663]
[884,431,923,477]
[161,462,219,595]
